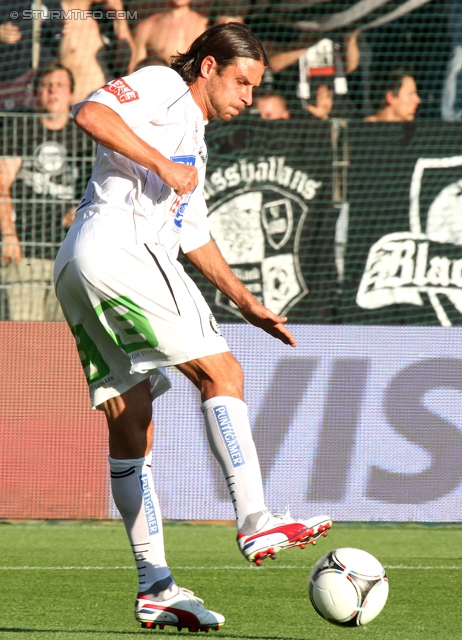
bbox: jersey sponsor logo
[138,473,159,535]
[169,155,197,232]
[169,194,181,215]
[171,155,196,166]
[172,200,190,233]
[213,406,245,468]
[103,78,139,103]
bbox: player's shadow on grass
[0,629,309,640]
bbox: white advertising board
[112,324,462,522]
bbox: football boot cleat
[135,586,225,632]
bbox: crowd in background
[0,0,458,121]
[0,0,459,321]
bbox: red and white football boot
[238,509,332,565]
[135,586,225,632]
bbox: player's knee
[178,352,245,398]
[206,353,244,397]
[227,356,244,388]
[102,380,153,431]
[121,400,153,431]
[105,393,153,458]
[105,404,152,439]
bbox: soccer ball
[308,547,389,627]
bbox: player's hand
[158,159,199,197]
[1,235,21,265]
[239,301,297,347]
[0,22,22,45]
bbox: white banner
[111,324,462,522]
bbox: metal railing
[0,113,351,320]
[0,113,97,320]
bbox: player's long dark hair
[171,23,268,84]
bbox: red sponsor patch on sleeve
[103,78,139,103]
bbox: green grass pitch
[0,521,462,639]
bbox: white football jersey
[55,66,210,280]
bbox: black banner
[181,115,337,324]
[340,122,462,325]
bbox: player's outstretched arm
[185,239,296,347]
[74,102,198,196]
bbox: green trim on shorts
[72,323,111,384]
[71,295,159,385]
[94,295,159,354]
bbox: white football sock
[109,453,175,597]
[201,396,267,531]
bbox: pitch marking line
[0,564,461,571]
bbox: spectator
[255,92,290,120]
[129,0,207,72]
[58,0,134,102]
[0,63,92,320]
[267,31,360,113]
[208,0,247,25]
[133,52,169,72]
[305,83,334,120]
[441,0,462,121]
[0,0,61,111]
[305,82,358,120]
[364,67,421,122]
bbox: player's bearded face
[205,58,265,121]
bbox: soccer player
[54,23,332,633]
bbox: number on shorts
[72,324,111,383]
[94,295,159,354]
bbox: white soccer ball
[308,547,389,627]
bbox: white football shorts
[55,243,229,408]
